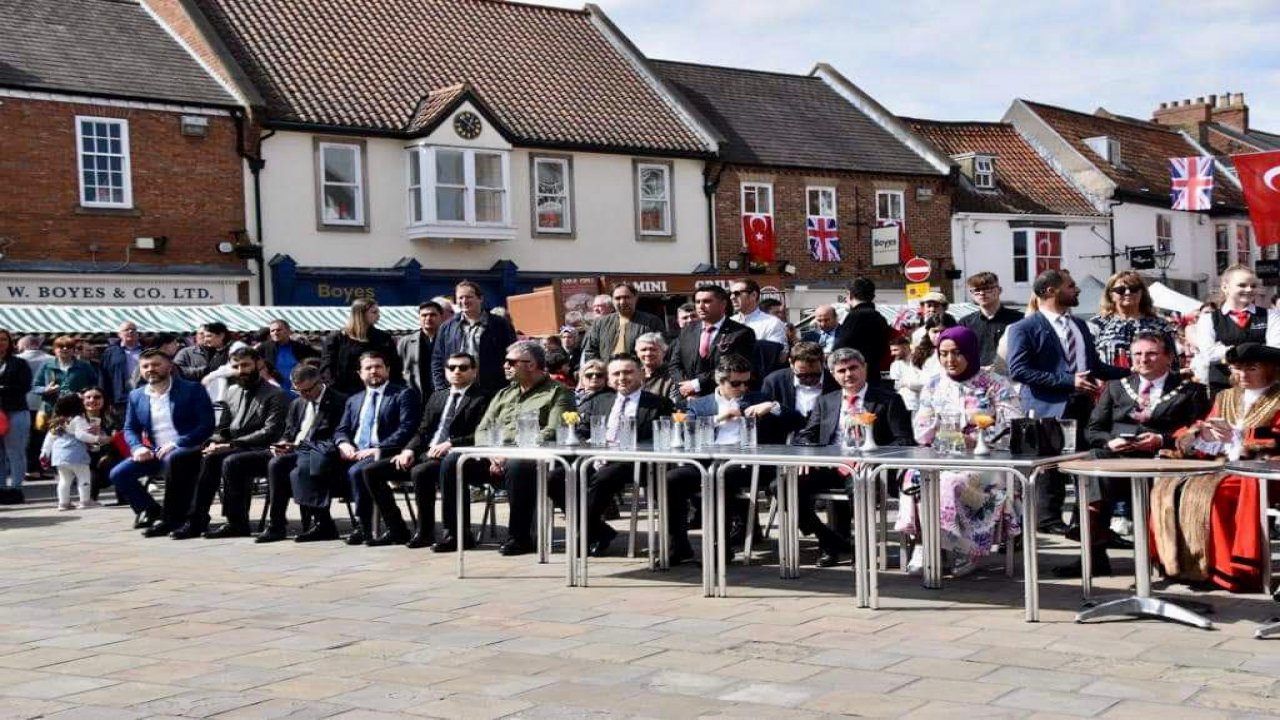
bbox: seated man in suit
[794,348,915,566]
[363,352,489,550]
[479,340,576,556]
[761,341,838,433]
[1054,331,1211,577]
[249,364,347,543]
[112,349,215,535]
[568,353,673,556]
[801,305,840,355]
[669,285,756,399]
[170,347,290,539]
[665,354,796,562]
[333,351,422,546]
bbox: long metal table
[1059,458,1224,629]
[1221,460,1278,639]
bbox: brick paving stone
[211,698,349,720]
[800,648,909,670]
[893,676,1015,704]
[643,670,737,697]
[1100,700,1231,720]
[61,681,186,707]
[994,688,1118,717]
[886,657,1000,680]
[1186,689,1280,714]
[803,689,926,717]
[256,675,370,701]
[42,706,146,720]
[900,699,1030,720]
[717,658,826,682]
[409,694,533,719]
[0,675,117,699]
[716,681,815,707]
[978,666,1095,691]
[1079,677,1199,703]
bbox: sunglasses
[502,358,529,365]
[729,290,749,297]
[1111,285,1143,295]
[724,380,750,388]
[583,373,604,379]
[794,372,822,381]
[446,364,472,372]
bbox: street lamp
[1154,249,1176,284]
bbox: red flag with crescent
[1233,150,1280,247]
[742,213,776,262]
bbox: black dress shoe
[344,529,368,546]
[1051,551,1112,578]
[1037,519,1070,535]
[142,520,172,538]
[294,523,338,542]
[669,543,695,566]
[816,550,840,568]
[169,523,205,540]
[203,524,251,539]
[431,535,477,552]
[366,530,411,547]
[133,506,161,530]
[588,526,618,558]
[499,537,534,556]
[406,532,432,549]
[255,527,287,543]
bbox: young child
[39,394,104,510]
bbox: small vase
[859,424,879,452]
[972,429,991,456]
[563,426,580,446]
[671,422,685,449]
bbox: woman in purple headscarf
[896,326,1021,576]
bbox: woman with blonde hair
[1088,271,1175,369]
[320,298,400,395]
[1194,265,1280,398]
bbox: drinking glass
[1059,418,1078,453]
[619,416,637,450]
[740,415,758,448]
[937,412,965,454]
[555,423,573,446]
[479,420,504,447]
[696,416,716,449]
[589,415,608,447]
[653,418,673,451]
[515,411,541,448]
[684,418,701,451]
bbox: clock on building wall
[453,111,482,139]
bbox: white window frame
[806,186,836,219]
[742,182,774,217]
[876,190,904,224]
[636,162,673,237]
[406,147,423,225]
[75,116,132,208]
[531,155,572,234]
[1237,223,1254,268]
[407,145,512,228]
[1215,224,1231,275]
[973,155,995,189]
[318,141,366,227]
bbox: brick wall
[713,165,954,293]
[0,97,246,268]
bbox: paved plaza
[3,495,1280,720]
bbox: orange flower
[672,411,688,423]
[973,414,995,429]
[854,411,878,426]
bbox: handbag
[0,409,9,437]
[1009,417,1065,457]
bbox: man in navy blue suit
[333,351,421,546]
[1007,269,1126,531]
[110,349,215,536]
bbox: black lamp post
[1154,249,1176,284]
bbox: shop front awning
[0,305,424,334]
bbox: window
[876,190,904,224]
[75,116,131,208]
[806,186,836,218]
[406,146,511,228]
[742,182,773,216]
[1237,224,1254,268]
[318,142,364,226]
[636,162,672,236]
[1012,229,1062,284]
[973,155,995,189]
[1084,135,1122,166]
[1156,214,1172,253]
[532,156,572,233]
[1215,224,1231,274]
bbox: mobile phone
[1117,433,1137,441]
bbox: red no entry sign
[903,256,931,283]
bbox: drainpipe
[704,162,725,270]
[233,110,274,304]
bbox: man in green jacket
[478,340,574,556]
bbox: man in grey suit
[397,300,444,395]
[581,283,665,363]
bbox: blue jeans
[2,409,31,488]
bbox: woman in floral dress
[896,326,1022,576]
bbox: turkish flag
[742,213,776,262]
[896,221,915,264]
[1233,150,1280,246]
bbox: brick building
[1150,93,1279,157]
[0,0,251,306]
[654,61,954,313]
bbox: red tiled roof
[906,119,1100,216]
[191,0,713,154]
[1022,100,1246,210]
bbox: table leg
[717,466,728,596]
[852,466,868,607]
[878,474,888,572]
[565,459,575,587]
[658,462,670,570]
[702,462,714,597]
[457,456,469,579]
[1078,474,1093,600]
[775,463,789,579]
[917,470,942,589]
[579,459,588,586]
[536,462,548,564]
[647,463,657,570]
[1022,471,1040,622]
[1259,478,1276,639]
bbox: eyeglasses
[445,364,472,372]
[1111,285,1143,296]
[583,373,604,379]
[503,357,530,365]
[969,286,997,294]
[724,380,750,388]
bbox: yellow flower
[562,411,580,425]
[972,413,996,429]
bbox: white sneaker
[57,502,75,511]
[77,500,101,509]
[906,545,924,576]
[951,556,977,578]
[1110,517,1134,537]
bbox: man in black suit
[800,305,840,354]
[832,277,890,385]
[397,301,444,396]
[669,285,756,399]
[958,272,1024,367]
[362,352,489,549]
[333,351,422,546]
[257,319,319,394]
[252,364,348,543]
[795,347,915,566]
[569,353,673,556]
[171,347,290,540]
[581,283,666,363]
[760,341,838,432]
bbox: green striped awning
[0,305,424,334]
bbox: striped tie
[1058,316,1079,373]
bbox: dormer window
[973,155,995,189]
[1084,135,1122,167]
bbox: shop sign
[0,274,242,305]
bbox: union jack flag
[1170,156,1215,211]
[807,216,841,262]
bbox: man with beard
[669,286,756,399]
[169,347,289,539]
[174,322,231,382]
[397,301,444,395]
[581,283,665,363]
[112,349,215,533]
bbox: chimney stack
[1152,95,1212,129]
[1212,92,1249,132]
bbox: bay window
[406,146,511,234]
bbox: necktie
[614,315,630,355]
[607,394,628,443]
[1139,380,1152,408]
[356,390,379,449]
[1058,317,1079,372]
[1232,309,1250,329]
[698,324,715,359]
[295,400,317,444]
[432,392,462,446]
